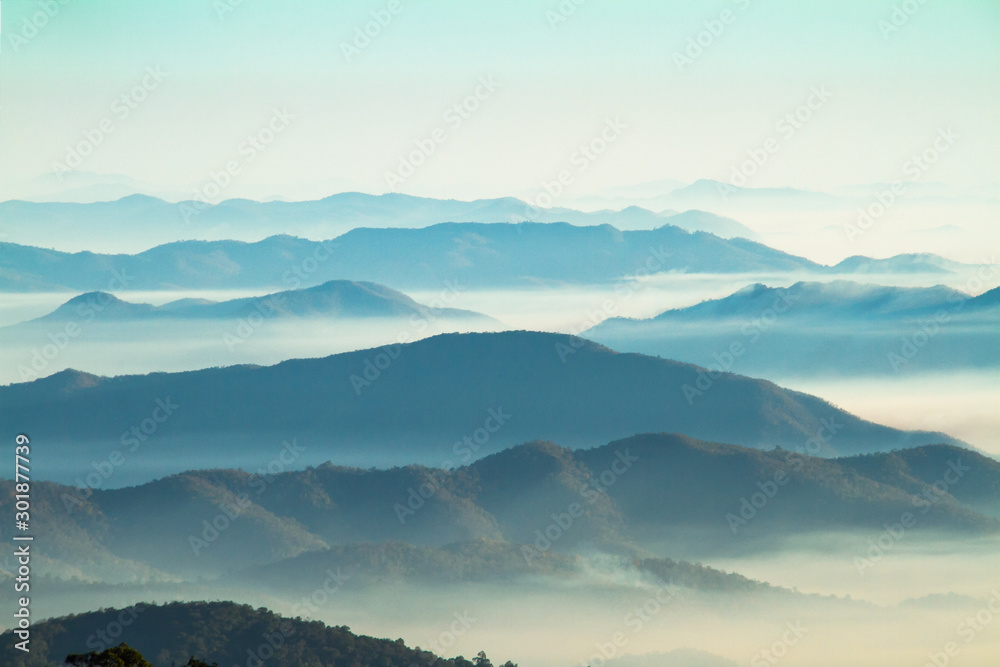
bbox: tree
[66,643,153,667]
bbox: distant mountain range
[585,281,1000,376]
[0,191,765,251]
[0,222,803,292]
[11,280,493,326]
[603,281,1000,322]
[1,435,995,584]
[0,332,965,485]
[0,280,503,385]
[0,222,976,292]
[831,253,978,275]
[568,178,1000,214]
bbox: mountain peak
[34,368,105,392]
[40,292,156,322]
[62,290,123,306]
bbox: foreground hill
[2,436,993,583]
[0,332,963,483]
[585,281,1000,375]
[0,600,511,667]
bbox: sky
[1,0,999,203]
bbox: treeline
[0,601,516,667]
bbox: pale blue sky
[2,0,998,201]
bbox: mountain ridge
[0,191,755,252]
[583,281,1000,375]
[1,435,994,584]
[0,223,977,292]
[13,280,493,326]
[0,331,966,486]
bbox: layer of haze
[2,1,998,205]
[4,273,998,458]
[2,2,998,665]
[6,547,999,667]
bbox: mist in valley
[3,1,1000,664]
[776,373,1000,458]
[6,543,999,667]
[4,274,998,462]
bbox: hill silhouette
[2,435,993,584]
[0,601,512,667]
[585,281,1000,375]
[0,332,964,485]
[13,280,492,325]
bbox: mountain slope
[0,222,821,292]
[0,192,738,252]
[15,280,491,325]
[830,253,973,274]
[0,332,964,483]
[584,281,1000,375]
[657,209,760,239]
[0,601,505,667]
[837,444,1000,517]
[2,221,977,292]
[2,436,994,586]
[599,281,995,323]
